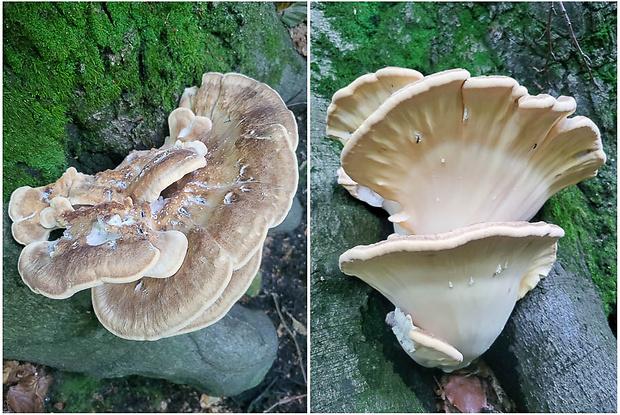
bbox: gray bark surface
[486,263,617,412]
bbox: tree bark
[486,263,617,412]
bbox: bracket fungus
[10,140,208,245]
[336,68,605,235]
[330,67,606,372]
[340,221,564,371]
[10,72,298,341]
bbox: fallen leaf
[278,2,306,27]
[276,322,286,337]
[275,2,293,13]
[289,23,307,57]
[6,370,52,413]
[443,375,487,413]
[200,394,224,412]
[3,361,21,385]
[470,359,515,412]
[285,310,307,336]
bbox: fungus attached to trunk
[339,221,564,371]
[10,72,299,341]
[9,167,79,245]
[337,167,408,235]
[9,140,208,246]
[92,228,234,340]
[330,67,604,374]
[173,248,264,336]
[67,140,209,206]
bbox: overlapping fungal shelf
[10,73,299,341]
[340,221,564,370]
[330,67,605,371]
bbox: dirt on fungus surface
[3,106,308,414]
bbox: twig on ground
[272,293,307,385]
[263,394,307,413]
[247,377,279,412]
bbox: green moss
[312,2,507,98]
[47,372,103,412]
[47,372,175,413]
[245,272,262,297]
[538,186,617,316]
[3,2,298,200]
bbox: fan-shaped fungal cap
[166,108,213,147]
[517,240,558,299]
[339,221,564,371]
[18,198,188,299]
[92,228,234,340]
[173,248,263,336]
[9,72,298,340]
[337,166,384,208]
[179,72,299,150]
[8,141,208,247]
[337,167,409,235]
[9,167,79,245]
[68,140,208,206]
[327,67,424,145]
[340,69,606,235]
[91,73,299,340]
[39,196,74,229]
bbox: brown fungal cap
[125,140,208,203]
[180,72,299,150]
[9,72,299,341]
[68,140,208,206]
[173,248,263,336]
[90,73,298,340]
[18,199,188,299]
[327,67,424,145]
[92,228,233,340]
[9,140,208,248]
[340,69,606,235]
[340,221,564,370]
[39,197,74,229]
[166,107,213,147]
[9,167,78,245]
[163,123,298,258]
[152,75,298,264]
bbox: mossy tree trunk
[3,1,306,397]
[310,2,616,412]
